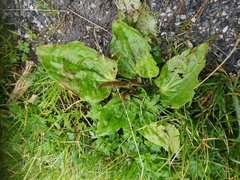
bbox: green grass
[1,20,240,180]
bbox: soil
[0,0,239,75]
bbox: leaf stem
[116,88,144,179]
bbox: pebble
[166,7,172,13]
[90,3,96,9]
[222,26,228,33]
[191,17,196,22]
[179,14,187,20]
[221,10,227,16]
[29,5,34,10]
[236,60,240,68]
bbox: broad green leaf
[135,49,159,79]
[110,21,159,79]
[155,43,208,108]
[96,96,138,136]
[138,122,180,154]
[36,41,117,102]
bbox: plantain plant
[36,3,208,154]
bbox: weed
[0,1,239,180]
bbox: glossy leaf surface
[36,41,117,102]
[155,43,208,108]
[110,21,159,79]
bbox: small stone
[166,7,172,13]
[180,14,187,20]
[151,3,156,8]
[161,32,167,36]
[23,1,27,7]
[221,10,227,16]
[191,17,196,22]
[24,33,29,39]
[236,59,240,67]
[222,26,228,33]
[175,22,181,26]
[186,40,193,48]
[160,12,166,17]
[86,26,92,31]
[90,3,96,9]
[29,5,34,10]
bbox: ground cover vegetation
[0,1,240,179]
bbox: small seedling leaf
[155,43,208,108]
[36,41,117,102]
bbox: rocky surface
[0,0,239,75]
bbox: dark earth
[0,0,239,75]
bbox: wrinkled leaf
[155,43,208,108]
[115,0,157,37]
[36,41,117,102]
[110,21,159,79]
[138,122,180,154]
[96,96,138,136]
[135,2,158,37]
[116,0,141,14]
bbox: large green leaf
[110,21,159,79]
[36,41,117,102]
[138,122,180,154]
[96,96,138,136]
[154,43,208,108]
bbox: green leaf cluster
[36,2,208,154]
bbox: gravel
[0,0,239,75]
